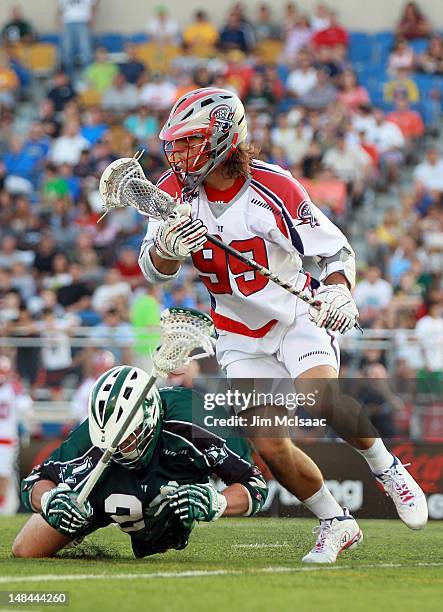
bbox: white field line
[232,542,290,548]
[1,563,443,584]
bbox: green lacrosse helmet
[88,366,163,470]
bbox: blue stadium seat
[373,31,394,64]
[356,65,387,89]
[95,33,125,52]
[409,38,429,54]
[349,32,374,65]
[39,33,60,46]
[126,32,149,44]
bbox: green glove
[41,483,93,537]
[167,483,227,523]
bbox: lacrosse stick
[99,155,362,332]
[77,307,215,506]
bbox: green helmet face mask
[88,366,163,470]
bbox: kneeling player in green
[13,366,267,558]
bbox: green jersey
[22,387,267,557]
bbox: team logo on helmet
[295,200,319,228]
[210,104,234,133]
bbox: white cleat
[374,456,428,530]
[302,508,363,564]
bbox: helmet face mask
[88,366,163,470]
[160,88,247,194]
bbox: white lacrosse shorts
[216,299,340,381]
[0,441,17,478]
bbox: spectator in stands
[244,71,276,111]
[84,47,118,94]
[311,10,348,49]
[42,253,72,292]
[219,9,255,53]
[90,306,134,363]
[386,93,424,154]
[286,49,317,98]
[146,5,180,45]
[0,234,32,270]
[388,37,415,76]
[396,2,431,41]
[413,146,443,194]
[115,246,143,288]
[80,106,108,146]
[281,15,312,64]
[337,69,370,112]
[101,73,138,114]
[32,234,57,277]
[311,4,331,33]
[130,284,161,369]
[388,234,419,286]
[415,301,443,373]
[11,261,36,302]
[57,262,92,309]
[358,362,403,438]
[322,131,372,205]
[0,52,19,108]
[299,66,337,109]
[416,34,443,75]
[1,4,34,45]
[183,10,219,55]
[384,66,419,104]
[50,120,90,166]
[123,105,159,144]
[36,306,76,399]
[252,3,281,42]
[58,0,97,78]
[354,265,393,326]
[224,49,255,98]
[46,70,76,113]
[119,42,147,86]
[366,108,405,185]
[138,72,177,111]
[91,266,131,314]
[376,209,404,249]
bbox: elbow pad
[316,245,356,290]
[138,240,180,284]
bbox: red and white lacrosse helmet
[159,87,248,194]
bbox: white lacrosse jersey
[140,160,352,338]
[0,382,33,443]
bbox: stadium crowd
[0,0,442,420]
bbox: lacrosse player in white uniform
[138,87,428,563]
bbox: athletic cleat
[374,456,428,530]
[302,508,363,564]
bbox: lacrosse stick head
[99,154,176,221]
[153,307,215,378]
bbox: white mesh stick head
[99,155,176,221]
[153,307,215,378]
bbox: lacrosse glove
[41,483,93,537]
[153,203,207,260]
[168,483,227,523]
[309,284,359,334]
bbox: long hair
[220,143,257,179]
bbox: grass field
[0,516,442,612]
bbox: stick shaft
[77,375,157,506]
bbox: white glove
[153,203,207,260]
[309,284,359,334]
